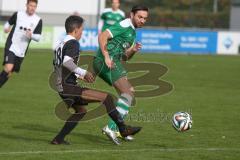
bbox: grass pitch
[0,49,239,160]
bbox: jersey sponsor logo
[116,16,121,21]
[128,33,133,37]
[106,20,116,25]
[122,42,130,49]
[30,23,34,28]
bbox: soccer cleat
[119,125,142,138]
[102,126,121,145]
[116,131,134,141]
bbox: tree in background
[106,0,230,28]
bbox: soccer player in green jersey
[93,5,149,145]
[98,0,125,32]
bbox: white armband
[63,56,87,77]
[3,22,10,31]
[31,34,41,42]
[74,67,87,77]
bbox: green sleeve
[101,12,106,20]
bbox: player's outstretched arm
[63,55,87,77]
[28,19,42,42]
[3,12,17,33]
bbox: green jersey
[96,18,136,60]
[100,8,125,32]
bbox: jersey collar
[64,35,76,43]
[126,18,135,30]
[111,8,120,13]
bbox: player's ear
[130,12,134,19]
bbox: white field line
[0,148,239,156]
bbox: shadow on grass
[0,132,48,143]
[12,123,112,145]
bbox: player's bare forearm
[98,31,111,59]
[98,31,114,68]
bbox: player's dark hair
[27,0,38,4]
[65,15,84,33]
[131,5,148,14]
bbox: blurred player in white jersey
[0,0,42,88]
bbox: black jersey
[5,11,42,57]
[53,35,80,92]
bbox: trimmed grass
[0,49,240,160]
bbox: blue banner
[79,28,98,51]
[78,28,217,54]
[136,29,217,54]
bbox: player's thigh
[93,57,113,85]
[62,85,108,103]
[93,57,128,86]
[81,88,108,103]
[113,76,134,96]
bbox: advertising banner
[217,32,240,55]
[136,29,218,54]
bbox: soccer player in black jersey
[0,0,42,88]
[51,15,141,145]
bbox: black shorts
[2,49,24,73]
[59,84,89,106]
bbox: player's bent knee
[130,87,135,93]
[75,106,87,114]
[4,64,14,74]
[103,94,115,110]
[120,93,134,106]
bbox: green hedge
[148,9,229,28]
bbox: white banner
[217,32,240,55]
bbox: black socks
[103,95,125,129]
[54,108,86,142]
[0,71,9,88]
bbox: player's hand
[132,42,142,52]
[83,72,95,83]
[26,30,32,39]
[4,28,11,33]
[105,56,114,69]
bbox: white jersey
[5,11,42,57]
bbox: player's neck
[26,11,34,16]
[67,33,77,40]
[112,8,118,11]
[130,18,137,28]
